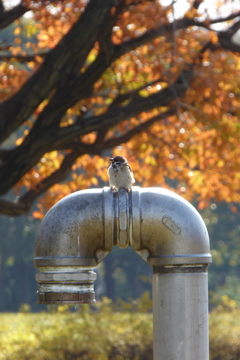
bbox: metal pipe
[34,189,112,304]
[152,265,209,360]
[34,186,211,359]
[36,266,96,304]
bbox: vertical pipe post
[152,265,209,360]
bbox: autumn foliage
[0,0,239,217]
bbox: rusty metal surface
[38,291,95,304]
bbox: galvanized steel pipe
[34,186,211,359]
[152,265,209,360]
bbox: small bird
[108,155,135,191]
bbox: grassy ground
[0,299,240,360]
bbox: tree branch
[0,0,114,144]
[28,10,239,128]
[27,8,230,133]
[218,35,240,53]
[12,17,194,156]
[0,52,48,62]
[0,64,194,196]
[0,151,80,216]
[0,0,4,18]
[54,65,194,147]
[102,106,177,149]
[192,0,203,10]
[0,3,29,29]
[107,77,166,110]
[0,199,30,216]
[210,11,240,25]
[0,106,178,216]
[114,17,193,57]
[1,3,239,207]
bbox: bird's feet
[119,187,132,192]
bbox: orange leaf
[198,200,206,210]
[14,27,21,35]
[32,211,44,220]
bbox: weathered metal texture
[34,189,110,304]
[34,186,211,358]
[34,186,211,315]
[34,189,111,268]
[36,266,96,304]
[131,187,211,265]
[152,265,209,360]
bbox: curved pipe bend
[131,187,211,265]
[34,187,211,303]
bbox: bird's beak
[109,158,113,162]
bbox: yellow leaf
[91,177,98,186]
[35,55,43,63]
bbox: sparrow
[108,155,135,191]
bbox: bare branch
[0,52,48,63]
[192,0,203,10]
[95,128,109,144]
[210,11,240,25]
[218,35,240,53]
[0,3,29,29]
[0,199,30,216]
[0,0,4,17]
[228,19,240,34]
